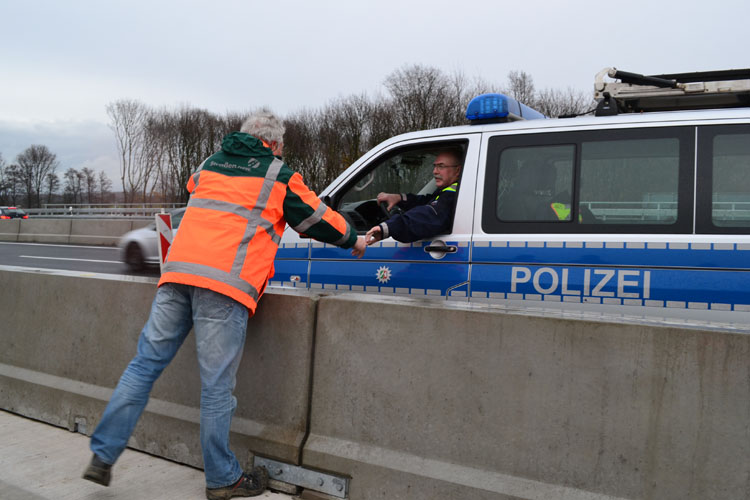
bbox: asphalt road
[0,242,159,277]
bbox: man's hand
[376,192,402,211]
[365,225,383,245]
[350,236,366,258]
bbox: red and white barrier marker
[155,212,173,273]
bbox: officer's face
[433,153,461,189]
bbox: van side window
[696,125,750,234]
[483,127,694,234]
[711,132,750,227]
[334,141,467,233]
[580,138,680,225]
[497,145,574,222]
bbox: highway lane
[0,242,159,277]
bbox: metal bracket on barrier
[253,456,349,498]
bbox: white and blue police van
[272,67,750,325]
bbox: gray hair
[240,109,285,144]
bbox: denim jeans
[90,283,249,489]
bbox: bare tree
[367,96,400,147]
[384,64,466,133]
[44,172,60,205]
[81,167,97,204]
[155,106,224,204]
[107,99,149,203]
[102,66,592,203]
[284,108,326,191]
[535,87,595,118]
[502,71,594,118]
[0,153,9,205]
[136,105,241,204]
[327,94,373,167]
[63,168,84,205]
[98,171,113,204]
[505,70,537,106]
[284,66,480,191]
[15,144,59,208]
[223,112,245,135]
[3,164,22,206]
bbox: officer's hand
[376,192,401,211]
[365,226,383,245]
[351,237,366,258]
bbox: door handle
[424,240,457,260]
[424,245,457,253]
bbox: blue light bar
[465,93,546,123]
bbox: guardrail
[1,268,747,500]
[0,218,151,245]
[24,203,186,218]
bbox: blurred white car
[118,208,186,271]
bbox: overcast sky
[1,0,747,191]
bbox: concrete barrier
[304,294,750,500]
[17,219,72,244]
[0,269,318,469]
[2,269,749,499]
[1,218,151,245]
[0,219,21,241]
[70,219,145,246]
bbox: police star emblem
[375,266,392,284]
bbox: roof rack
[594,67,750,116]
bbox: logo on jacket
[376,266,392,284]
[247,158,261,169]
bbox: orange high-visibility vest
[159,134,355,314]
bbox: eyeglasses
[433,163,459,170]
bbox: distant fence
[23,203,186,218]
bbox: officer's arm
[380,190,458,243]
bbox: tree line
[284,67,592,192]
[2,65,593,208]
[0,148,113,208]
[111,65,592,199]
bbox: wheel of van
[125,243,145,272]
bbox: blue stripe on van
[470,263,750,310]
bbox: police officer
[365,149,462,244]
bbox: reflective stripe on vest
[434,182,458,201]
[163,261,261,302]
[291,201,352,247]
[293,202,327,234]
[162,157,285,305]
[189,159,207,193]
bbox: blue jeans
[90,283,249,489]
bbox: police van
[272,67,750,324]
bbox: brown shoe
[206,466,269,499]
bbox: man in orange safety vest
[84,110,366,499]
